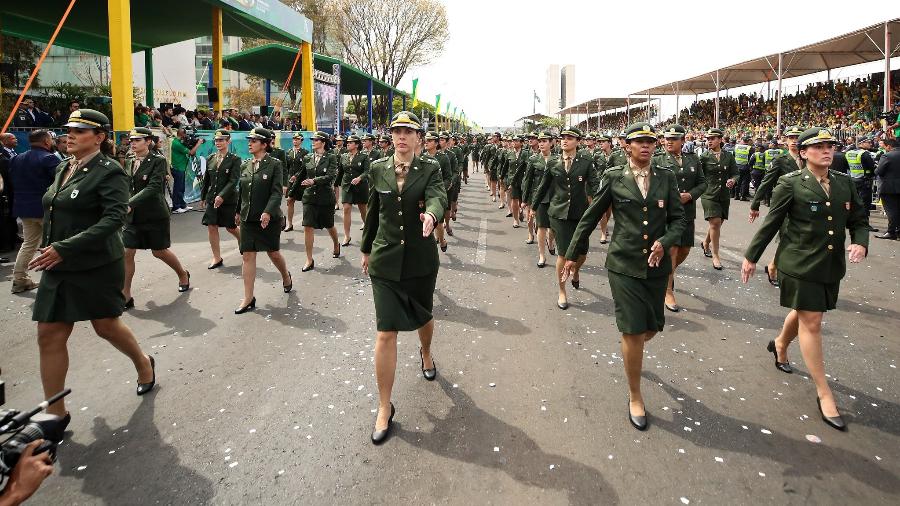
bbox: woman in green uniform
[340,135,370,246]
[563,123,686,431]
[360,111,447,445]
[523,132,558,267]
[742,127,869,431]
[298,132,341,271]
[422,132,453,252]
[201,129,241,269]
[332,135,346,211]
[29,109,156,419]
[121,127,191,308]
[698,128,737,270]
[651,125,706,312]
[283,133,308,232]
[234,128,292,314]
[529,127,600,309]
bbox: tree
[225,86,265,114]
[1,36,42,90]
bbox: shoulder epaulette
[373,156,390,164]
[654,165,674,172]
[829,169,849,178]
[785,170,802,177]
[605,165,626,173]
[421,156,438,165]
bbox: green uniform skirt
[535,203,551,229]
[239,220,281,252]
[123,219,171,250]
[550,217,582,258]
[701,196,730,220]
[302,203,335,229]
[33,258,126,323]
[608,270,668,334]
[371,273,437,332]
[202,203,237,229]
[489,168,499,182]
[341,181,369,205]
[447,185,460,204]
[286,181,305,201]
[675,215,696,247]
[778,272,839,312]
[510,185,523,200]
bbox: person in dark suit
[8,130,59,293]
[829,144,850,174]
[28,109,156,420]
[121,128,191,309]
[0,133,22,261]
[875,139,900,239]
[361,111,447,444]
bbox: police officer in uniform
[283,132,308,232]
[698,127,737,270]
[234,128,291,314]
[749,140,767,197]
[340,134,370,246]
[523,132,558,267]
[845,136,878,231]
[299,131,341,271]
[121,127,191,309]
[530,127,599,309]
[652,125,706,312]
[30,109,157,419]
[360,111,448,445]
[742,127,869,431]
[201,129,242,269]
[733,135,754,201]
[563,122,685,431]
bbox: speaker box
[207,87,219,103]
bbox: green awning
[222,43,407,97]
[0,0,312,55]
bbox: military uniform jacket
[42,153,129,271]
[530,152,601,220]
[509,149,530,190]
[566,165,685,279]
[201,151,240,206]
[652,152,706,221]
[426,151,453,189]
[124,153,170,224]
[699,150,737,201]
[522,153,557,205]
[284,148,308,186]
[300,151,338,206]
[368,148,383,163]
[360,156,448,281]
[442,149,460,187]
[341,152,371,187]
[237,156,283,222]
[481,143,497,168]
[750,154,800,211]
[607,149,627,169]
[744,168,869,283]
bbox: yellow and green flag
[411,79,419,108]
[435,94,441,115]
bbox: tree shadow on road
[395,377,619,505]
[262,291,349,334]
[433,289,530,336]
[54,393,215,505]
[642,371,900,494]
[126,291,216,338]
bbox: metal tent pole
[776,53,783,133]
[885,21,893,115]
[714,69,720,128]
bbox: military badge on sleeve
[657,199,664,208]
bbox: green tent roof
[1,0,312,55]
[222,43,407,97]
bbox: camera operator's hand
[0,440,54,506]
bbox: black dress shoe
[712,263,723,271]
[207,259,224,270]
[512,223,520,228]
[766,340,792,373]
[537,261,547,268]
[301,261,315,272]
[764,266,779,287]
[557,300,569,310]
[665,303,681,313]
[419,348,437,381]
[283,225,294,232]
[178,271,191,292]
[571,279,580,290]
[371,403,395,445]
[124,297,135,310]
[447,227,454,237]
[628,403,648,431]
[548,247,556,256]
[136,356,156,396]
[234,297,256,314]
[60,412,72,434]
[333,246,341,258]
[868,226,879,233]
[817,397,847,431]
[341,238,352,247]
[875,232,899,240]
[440,242,448,252]
[505,212,512,217]
[599,239,609,244]
[525,239,535,244]
[283,272,293,293]
[700,241,712,258]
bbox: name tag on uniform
[616,198,631,203]
[262,174,268,180]
[658,200,664,208]
[378,189,391,194]
[70,189,79,199]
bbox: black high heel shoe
[700,241,712,258]
[571,278,580,290]
[301,261,315,272]
[178,271,191,292]
[419,348,437,381]
[124,297,135,310]
[341,238,352,247]
[333,245,341,258]
[234,297,256,314]
[766,340,792,373]
[764,266,779,287]
[628,401,648,431]
[207,259,224,270]
[371,403,395,445]
[136,355,156,396]
[817,397,847,431]
[548,246,556,256]
[283,272,293,293]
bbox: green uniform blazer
[509,149,530,190]
[360,156,448,281]
[592,150,609,176]
[201,151,240,205]
[522,153,557,205]
[341,152,371,186]
[699,150,738,201]
[652,152,706,221]
[41,153,129,271]
[367,148,383,163]
[283,148,308,187]
[125,153,170,224]
[744,168,869,283]
[529,152,600,220]
[425,151,453,189]
[750,154,800,211]
[443,149,460,187]
[237,156,283,222]
[300,151,338,206]
[566,166,686,279]
[607,149,627,169]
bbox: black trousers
[736,168,751,199]
[882,193,900,235]
[750,169,764,196]
[854,179,874,215]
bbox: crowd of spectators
[131,104,303,133]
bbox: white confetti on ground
[77,466,87,471]
[680,497,690,505]
[229,462,238,468]
[678,449,685,454]
[549,464,555,470]
[758,472,766,477]
[715,457,724,463]
[494,447,499,452]
[805,434,822,443]
[760,429,772,435]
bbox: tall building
[545,64,576,115]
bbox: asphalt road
[2,170,898,505]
